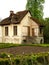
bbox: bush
[0,59,10,65]
[0,52,49,65]
[0,53,8,58]
[14,59,20,65]
[0,53,13,58]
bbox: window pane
[14,26,17,35]
[5,27,8,36]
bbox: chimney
[10,10,14,16]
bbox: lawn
[0,43,49,49]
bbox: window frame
[5,27,8,36]
[13,26,17,36]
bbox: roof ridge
[0,10,29,25]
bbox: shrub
[14,59,20,65]
[0,53,8,58]
[0,59,10,65]
[0,53,13,58]
[0,52,49,65]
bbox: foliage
[0,53,8,58]
[43,18,49,43]
[0,52,49,65]
[0,58,10,65]
[14,58,20,65]
[26,0,45,20]
[0,53,13,58]
[0,43,49,49]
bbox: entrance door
[32,28,34,36]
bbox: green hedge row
[0,58,10,65]
[0,52,49,65]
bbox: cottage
[0,10,44,44]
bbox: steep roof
[0,10,44,27]
[30,17,44,27]
[0,10,28,25]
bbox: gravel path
[0,46,49,55]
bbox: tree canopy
[43,18,49,43]
[26,0,45,20]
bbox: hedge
[0,52,49,65]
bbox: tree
[26,0,45,20]
[43,18,49,43]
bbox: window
[32,28,34,36]
[40,27,42,34]
[13,26,17,35]
[5,27,8,36]
[28,27,30,36]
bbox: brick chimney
[10,10,14,16]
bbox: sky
[0,0,49,19]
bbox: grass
[0,43,49,49]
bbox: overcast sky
[0,0,49,19]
